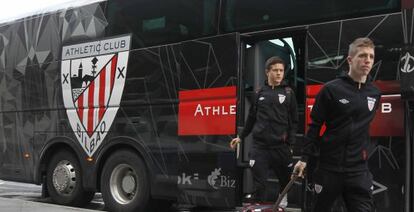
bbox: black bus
[0,0,410,211]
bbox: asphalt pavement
[0,197,100,212]
[0,180,300,212]
[0,180,105,211]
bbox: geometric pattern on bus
[0,2,106,169]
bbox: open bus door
[236,30,307,210]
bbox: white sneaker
[279,194,288,209]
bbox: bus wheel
[46,150,94,206]
[101,150,150,212]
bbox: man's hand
[292,160,307,178]
[230,137,241,149]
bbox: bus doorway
[237,31,307,209]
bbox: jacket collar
[338,72,373,88]
[264,80,288,89]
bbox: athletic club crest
[367,96,376,111]
[61,35,131,156]
[314,184,323,194]
[278,94,286,104]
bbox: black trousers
[250,145,292,202]
[311,168,373,212]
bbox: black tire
[46,150,95,206]
[101,150,150,212]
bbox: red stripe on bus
[110,55,117,90]
[99,66,106,121]
[88,80,95,136]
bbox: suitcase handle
[272,174,299,212]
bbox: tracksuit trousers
[311,168,374,212]
[250,145,292,202]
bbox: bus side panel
[175,34,241,207]
[118,33,241,207]
[0,111,34,182]
[116,43,182,199]
[0,1,108,183]
[0,64,50,182]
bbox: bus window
[106,0,219,49]
[222,0,400,33]
[307,14,403,85]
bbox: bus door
[237,31,306,208]
[177,33,242,207]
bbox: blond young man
[293,37,381,211]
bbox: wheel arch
[35,136,85,184]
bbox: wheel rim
[109,164,138,205]
[52,160,76,195]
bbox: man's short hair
[265,56,285,73]
[348,37,375,57]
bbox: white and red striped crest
[61,35,131,156]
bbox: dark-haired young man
[230,56,298,208]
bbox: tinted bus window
[106,0,219,49]
[221,0,400,32]
[307,14,403,84]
